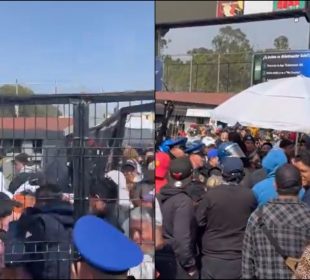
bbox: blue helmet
[185,140,204,154]
[159,137,187,153]
[218,142,246,162]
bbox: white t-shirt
[128,254,154,279]
[155,198,162,227]
[0,172,12,198]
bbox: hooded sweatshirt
[158,185,197,270]
[252,148,287,206]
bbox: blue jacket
[252,148,287,207]
[302,187,310,207]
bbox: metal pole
[73,101,90,220]
[189,54,193,92]
[15,79,19,117]
[308,21,310,49]
[162,56,165,90]
[295,132,299,156]
[217,53,221,92]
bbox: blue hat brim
[166,137,187,147]
[73,215,143,273]
[185,143,204,153]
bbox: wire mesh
[162,52,253,93]
[0,91,155,278]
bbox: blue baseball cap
[207,149,218,159]
[73,215,143,273]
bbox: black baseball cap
[0,192,22,218]
[13,153,31,165]
[170,156,192,181]
[279,139,294,149]
[221,157,244,175]
[275,164,301,193]
[244,135,255,143]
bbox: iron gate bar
[72,102,90,220]
[0,90,154,105]
[91,102,154,131]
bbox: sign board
[156,1,309,27]
[244,1,274,15]
[186,108,213,118]
[217,1,306,18]
[217,1,245,17]
[273,0,306,11]
[252,50,310,85]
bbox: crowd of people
[1,122,310,279]
[0,147,157,279]
[155,123,310,279]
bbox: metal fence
[162,52,253,93]
[0,91,155,278]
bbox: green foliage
[273,35,290,50]
[163,26,290,93]
[0,84,62,117]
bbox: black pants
[200,255,241,279]
[155,246,198,279]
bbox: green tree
[273,35,290,50]
[212,26,252,54]
[163,55,191,91]
[212,26,253,92]
[0,84,62,117]
[188,48,218,92]
[163,26,254,93]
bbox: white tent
[211,75,310,134]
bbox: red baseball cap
[155,152,170,179]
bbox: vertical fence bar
[189,54,193,92]
[217,53,221,92]
[72,100,90,220]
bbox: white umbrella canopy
[211,75,310,133]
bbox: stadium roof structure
[156,1,310,29]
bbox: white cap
[202,136,216,147]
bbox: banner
[217,1,244,17]
[252,50,310,85]
[244,1,273,15]
[217,0,307,18]
[273,0,306,11]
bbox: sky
[162,17,310,56]
[0,1,154,93]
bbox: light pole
[15,79,19,117]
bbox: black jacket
[158,185,197,270]
[6,201,74,279]
[185,181,206,203]
[249,168,267,188]
[196,183,256,260]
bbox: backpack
[6,210,74,279]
